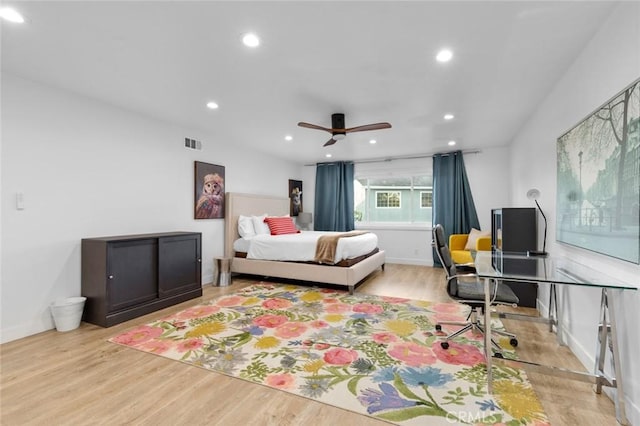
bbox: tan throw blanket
[314,231,369,264]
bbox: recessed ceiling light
[242,33,260,48]
[448,140,456,146]
[285,135,293,141]
[444,114,455,120]
[369,139,377,144]
[0,7,25,23]
[206,101,219,109]
[436,49,453,63]
[325,153,332,158]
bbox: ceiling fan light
[333,133,346,140]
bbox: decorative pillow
[264,216,300,235]
[464,228,490,251]
[252,214,270,235]
[238,215,255,238]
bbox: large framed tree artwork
[556,78,639,263]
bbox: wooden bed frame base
[224,192,386,294]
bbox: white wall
[509,3,640,423]
[0,74,303,343]
[465,147,512,231]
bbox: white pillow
[464,228,490,251]
[238,215,256,238]
[252,214,270,235]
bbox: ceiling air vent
[184,138,202,150]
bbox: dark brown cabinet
[82,232,202,327]
[491,208,538,307]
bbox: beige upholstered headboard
[224,192,290,258]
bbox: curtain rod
[304,149,481,166]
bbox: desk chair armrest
[451,272,479,280]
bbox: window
[354,173,432,224]
[420,191,432,208]
[376,191,401,208]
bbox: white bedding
[233,231,378,264]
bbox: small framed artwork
[194,161,225,219]
[289,179,303,216]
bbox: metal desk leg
[548,283,564,346]
[549,283,557,333]
[484,277,493,393]
[594,288,628,425]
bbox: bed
[224,192,385,294]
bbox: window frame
[375,190,402,209]
[420,190,433,209]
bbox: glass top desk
[473,251,637,425]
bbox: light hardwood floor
[0,264,617,425]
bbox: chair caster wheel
[494,352,504,359]
[440,341,449,350]
[435,324,442,332]
[510,338,518,347]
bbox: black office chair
[432,224,519,351]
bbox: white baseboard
[383,257,432,266]
[1,318,54,344]
[2,280,214,345]
[202,273,213,286]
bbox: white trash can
[50,297,86,332]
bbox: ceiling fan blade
[345,122,392,133]
[298,122,333,133]
[323,138,337,147]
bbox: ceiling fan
[298,113,392,146]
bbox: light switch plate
[16,192,25,210]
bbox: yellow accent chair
[449,229,491,266]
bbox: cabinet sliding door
[158,234,202,298]
[107,239,158,312]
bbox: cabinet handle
[108,275,114,279]
[197,259,202,263]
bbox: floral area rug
[109,283,548,425]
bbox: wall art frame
[194,161,225,219]
[556,78,639,263]
[288,179,303,216]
